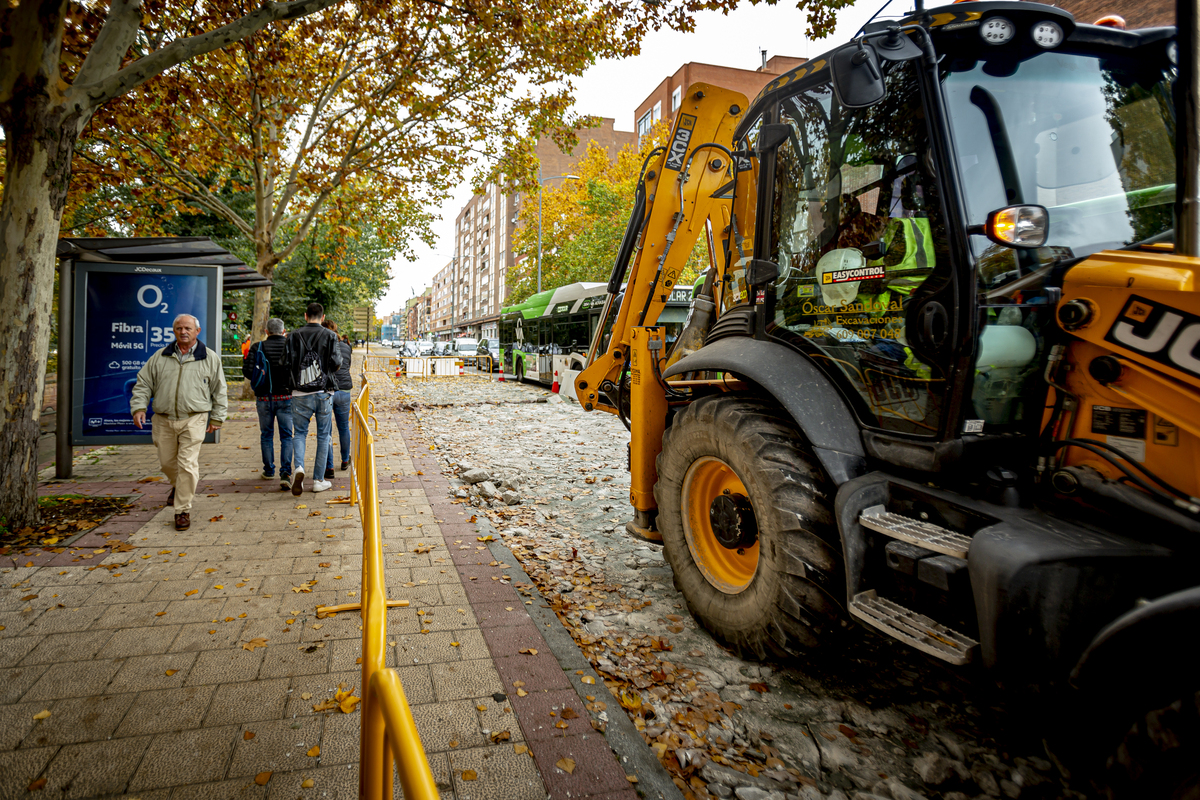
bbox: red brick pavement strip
[390,410,638,800]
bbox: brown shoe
[167,487,175,506]
[174,512,190,531]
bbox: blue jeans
[291,393,332,479]
[326,390,352,472]
[256,398,294,477]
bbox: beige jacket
[130,339,228,426]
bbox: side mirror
[977,205,1050,249]
[830,41,886,109]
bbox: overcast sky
[377,0,898,316]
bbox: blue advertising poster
[72,263,221,445]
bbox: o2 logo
[137,284,170,314]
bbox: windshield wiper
[1122,228,1174,249]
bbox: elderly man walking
[131,313,227,531]
[284,302,342,495]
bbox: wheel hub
[709,492,758,550]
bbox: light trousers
[152,413,208,512]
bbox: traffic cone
[551,370,560,393]
[498,365,505,382]
[459,361,464,376]
[395,363,401,378]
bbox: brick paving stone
[448,745,543,800]
[0,701,40,750]
[527,734,632,799]
[128,724,239,791]
[491,653,572,693]
[508,689,593,741]
[204,678,290,727]
[186,647,266,685]
[107,650,198,693]
[96,624,183,659]
[18,629,113,665]
[21,659,121,702]
[22,693,137,746]
[37,735,153,799]
[429,659,504,703]
[227,714,323,778]
[478,621,548,659]
[115,684,217,736]
[0,746,56,800]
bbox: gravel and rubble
[392,375,1086,800]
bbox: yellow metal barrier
[317,374,438,800]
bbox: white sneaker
[291,470,305,497]
[312,480,332,493]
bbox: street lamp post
[537,168,581,294]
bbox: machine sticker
[664,115,697,172]
[1104,294,1200,378]
[1153,416,1180,446]
[821,264,886,285]
[963,419,985,434]
[1090,405,1146,439]
[796,284,816,298]
[1106,435,1146,463]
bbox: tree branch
[70,0,344,112]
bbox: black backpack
[294,332,327,392]
[247,343,273,395]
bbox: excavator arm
[575,83,748,539]
[576,83,747,413]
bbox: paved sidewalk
[1,365,638,800]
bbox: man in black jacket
[284,302,342,496]
[242,318,295,490]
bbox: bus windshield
[941,48,1175,264]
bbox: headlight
[1031,20,1064,48]
[980,17,1016,45]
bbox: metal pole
[1177,0,1200,256]
[537,166,544,294]
[55,259,73,478]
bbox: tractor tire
[654,393,844,660]
[1102,692,1200,800]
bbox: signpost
[69,262,221,447]
[352,304,373,342]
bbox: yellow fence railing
[317,373,438,800]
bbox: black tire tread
[654,393,845,661]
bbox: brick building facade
[632,55,805,142]
[430,119,635,341]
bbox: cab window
[768,61,952,435]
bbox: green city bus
[497,281,694,397]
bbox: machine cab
[727,3,1177,467]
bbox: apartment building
[633,54,805,144]
[430,118,635,342]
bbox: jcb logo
[1105,295,1200,378]
[664,115,697,172]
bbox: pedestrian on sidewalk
[284,302,342,496]
[243,318,295,490]
[322,321,353,480]
[130,313,227,531]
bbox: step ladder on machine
[848,505,980,665]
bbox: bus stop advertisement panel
[71,262,222,446]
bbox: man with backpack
[284,302,343,495]
[242,318,294,489]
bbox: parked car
[452,338,479,366]
[476,340,500,372]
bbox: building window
[637,110,654,138]
[653,100,662,122]
[671,86,682,111]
